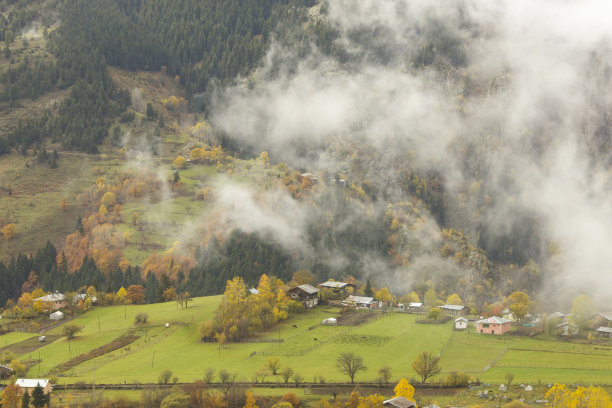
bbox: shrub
[443,371,472,387]
[158,369,173,384]
[281,392,300,407]
[134,312,149,325]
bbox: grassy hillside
[2,298,609,386]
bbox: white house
[49,311,64,320]
[15,379,52,395]
[455,317,468,330]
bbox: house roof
[598,312,612,321]
[409,302,423,307]
[477,316,510,325]
[596,326,612,333]
[35,292,65,302]
[50,311,63,317]
[290,284,319,295]
[344,295,375,305]
[320,281,353,289]
[549,312,567,319]
[439,304,465,311]
[73,294,97,302]
[383,396,417,408]
[455,317,469,322]
[15,379,49,388]
[249,288,259,295]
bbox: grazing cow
[292,325,297,328]
[314,338,318,341]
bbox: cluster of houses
[284,282,612,339]
[30,291,98,321]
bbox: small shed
[455,317,469,330]
[439,304,466,317]
[525,385,533,392]
[596,312,612,327]
[287,284,319,308]
[319,281,356,296]
[499,384,507,391]
[556,322,579,337]
[248,288,259,295]
[49,311,64,320]
[476,316,511,335]
[596,326,612,338]
[383,396,417,408]
[38,336,46,342]
[322,317,337,326]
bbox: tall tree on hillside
[507,291,530,321]
[412,352,441,383]
[336,352,367,384]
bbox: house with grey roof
[342,295,377,309]
[596,326,612,337]
[319,281,356,297]
[596,312,612,327]
[287,284,319,308]
[438,304,466,317]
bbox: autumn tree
[62,324,82,340]
[357,394,385,408]
[244,390,258,408]
[446,293,463,306]
[101,192,116,209]
[1,384,20,408]
[126,285,145,304]
[378,366,392,384]
[336,352,367,383]
[412,351,441,383]
[394,378,415,400]
[2,223,17,240]
[507,291,530,321]
[267,357,282,375]
[172,155,187,169]
[116,286,127,304]
[571,294,596,330]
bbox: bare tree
[336,352,367,384]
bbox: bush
[134,312,149,325]
[158,369,173,384]
[281,392,300,407]
[443,371,472,387]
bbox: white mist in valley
[209,0,612,305]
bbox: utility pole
[151,351,155,368]
[92,368,95,402]
[98,312,100,332]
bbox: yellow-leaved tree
[394,378,415,401]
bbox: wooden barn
[287,284,319,308]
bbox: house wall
[455,321,468,329]
[478,322,510,335]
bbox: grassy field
[2,298,610,388]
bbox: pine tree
[31,384,45,408]
[364,279,373,297]
[21,389,30,408]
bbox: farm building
[596,312,612,327]
[342,295,377,309]
[287,284,319,308]
[455,317,469,330]
[15,379,52,395]
[319,281,356,296]
[408,302,423,312]
[248,288,259,295]
[502,308,516,321]
[438,304,466,317]
[383,396,417,408]
[34,291,67,310]
[0,364,13,380]
[548,312,568,322]
[476,316,511,335]
[596,326,612,337]
[556,322,579,337]
[49,311,64,320]
[73,293,98,304]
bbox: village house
[548,312,568,323]
[383,396,417,408]
[502,308,516,321]
[438,304,466,317]
[34,291,67,310]
[455,317,469,330]
[596,312,612,327]
[556,322,579,337]
[15,379,52,396]
[596,326,612,338]
[287,284,319,308]
[342,295,377,309]
[0,364,13,380]
[319,281,356,297]
[408,302,423,312]
[476,316,511,335]
[73,293,98,304]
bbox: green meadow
[1,297,609,386]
